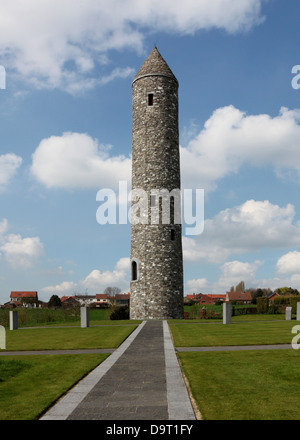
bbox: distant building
[115,293,130,307]
[225,291,252,304]
[95,294,110,307]
[95,293,130,307]
[60,296,80,307]
[266,292,279,305]
[10,291,38,308]
[187,293,226,305]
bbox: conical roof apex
[132,46,177,84]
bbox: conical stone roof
[132,46,177,85]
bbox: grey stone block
[9,310,18,330]
[0,325,5,349]
[80,306,89,328]
[286,306,292,320]
[297,302,300,321]
[223,302,232,324]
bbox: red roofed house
[95,294,110,307]
[225,291,253,304]
[60,296,80,307]
[186,293,226,305]
[10,291,38,308]
[267,292,279,305]
[115,293,130,307]
[95,293,130,307]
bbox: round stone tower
[130,47,184,320]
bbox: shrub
[274,295,300,314]
[274,295,292,306]
[257,297,269,314]
[109,306,129,320]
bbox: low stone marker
[297,302,300,321]
[0,325,5,349]
[223,302,232,324]
[9,310,18,330]
[81,306,89,328]
[286,306,292,321]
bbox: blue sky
[1,0,300,304]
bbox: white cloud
[276,251,300,275]
[0,219,8,236]
[0,218,44,268]
[41,281,77,294]
[214,260,262,292]
[0,0,265,92]
[181,106,300,191]
[0,154,22,191]
[31,106,300,191]
[31,132,131,190]
[99,67,136,85]
[0,233,44,268]
[185,278,209,294]
[81,257,130,291]
[183,199,300,264]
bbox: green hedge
[256,297,269,314]
[274,295,300,314]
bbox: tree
[229,281,245,293]
[235,281,245,293]
[104,287,121,305]
[250,288,264,304]
[275,287,300,296]
[48,295,62,308]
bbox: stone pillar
[223,302,232,324]
[0,325,5,349]
[297,302,300,321]
[286,306,292,321]
[9,310,18,330]
[81,306,89,328]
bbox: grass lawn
[0,324,139,419]
[2,324,138,351]
[170,320,296,347]
[178,349,300,420]
[0,354,108,420]
[170,320,300,420]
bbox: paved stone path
[40,320,196,420]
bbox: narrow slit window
[148,93,154,106]
[171,229,175,241]
[131,260,138,281]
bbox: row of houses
[186,293,227,305]
[61,293,130,307]
[1,291,130,308]
[187,291,279,305]
[3,290,280,309]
